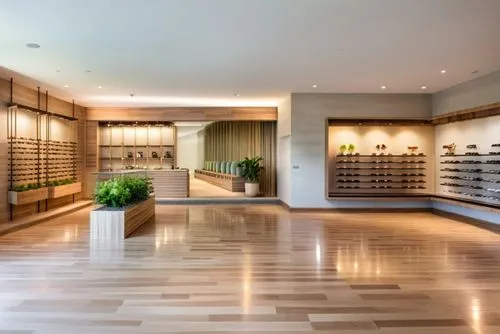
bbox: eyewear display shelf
[98,122,176,172]
[438,145,500,208]
[330,153,429,197]
[9,138,77,184]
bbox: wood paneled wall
[86,107,277,121]
[204,121,277,196]
[0,78,87,222]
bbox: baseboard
[432,208,500,234]
[289,207,432,213]
[279,200,291,210]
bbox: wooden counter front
[148,169,189,198]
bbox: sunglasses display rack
[8,137,77,186]
[438,144,500,207]
[332,153,428,195]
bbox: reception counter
[147,169,190,198]
[93,169,190,198]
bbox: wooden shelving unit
[98,122,176,172]
[438,147,500,208]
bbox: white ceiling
[1,0,500,107]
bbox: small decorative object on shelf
[466,144,478,149]
[164,151,173,159]
[127,152,133,158]
[407,145,418,155]
[151,151,158,159]
[443,143,456,155]
[347,144,356,155]
[339,144,347,155]
[375,144,388,155]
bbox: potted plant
[339,144,347,155]
[90,176,155,239]
[48,178,82,199]
[8,183,49,205]
[239,156,263,197]
[347,144,356,155]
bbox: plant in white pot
[239,156,263,197]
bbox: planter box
[48,182,82,199]
[90,196,155,240]
[8,187,49,205]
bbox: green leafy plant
[347,144,356,154]
[339,144,347,154]
[238,156,263,183]
[94,176,153,208]
[12,183,42,192]
[48,178,74,187]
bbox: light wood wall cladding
[86,107,277,121]
[0,78,87,222]
[204,121,277,196]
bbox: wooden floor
[0,205,499,333]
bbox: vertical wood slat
[203,121,277,196]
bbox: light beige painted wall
[277,95,292,205]
[289,93,432,208]
[432,70,500,116]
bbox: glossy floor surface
[0,205,499,333]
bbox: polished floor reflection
[0,205,500,333]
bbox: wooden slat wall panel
[204,121,277,197]
[86,107,277,121]
[0,78,87,222]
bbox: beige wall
[288,93,432,208]
[277,96,292,205]
[432,70,500,116]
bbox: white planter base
[245,183,259,197]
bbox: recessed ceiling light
[129,93,135,97]
[56,69,61,73]
[312,84,318,88]
[98,85,102,89]
[440,69,447,74]
[26,42,40,49]
[421,85,427,90]
[64,84,69,88]
[85,70,91,73]
[381,85,387,90]
[233,93,240,97]
[471,70,479,74]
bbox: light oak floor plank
[0,205,499,333]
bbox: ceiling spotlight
[381,85,387,90]
[129,93,135,97]
[421,85,427,90]
[26,42,40,49]
[440,69,447,74]
[64,84,69,88]
[312,84,318,88]
[233,93,240,97]
[56,69,61,73]
[85,70,91,73]
[471,70,479,74]
[98,85,102,89]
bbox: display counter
[147,169,189,198]
[93,169,189,198]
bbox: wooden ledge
[0,200,93,237]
